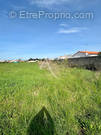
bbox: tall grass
[0,62,101,135]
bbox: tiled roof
[79,51,99,55]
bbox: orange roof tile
[79,51,100,55]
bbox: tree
[28,58,34,61]
[98,52,101,57]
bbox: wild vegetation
[0,62,101,135]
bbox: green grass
[0,62,101,135]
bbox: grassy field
[0,62,101,135]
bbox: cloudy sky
[0,0,101,59]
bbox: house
[28,60,38,63]
[8,60,19,63]
[58,55,72,60]
[72,51,100,58]
[0,60,5,63]
[27,58,39,63]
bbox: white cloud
[60,23,68,27]
[29,0,72,7]
[12,5,26,10]
[28,0,99,10]
[58,27,87,34]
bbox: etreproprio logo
[9,10,94,20]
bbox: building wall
[72,52,98,58]
[68,56,101,70]
[72,52,87,58]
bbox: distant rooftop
[79,51,100,55]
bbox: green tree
[98,52,101,57]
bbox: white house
[58,55,72,60]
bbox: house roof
[79,51,100,55]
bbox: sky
[0,0,101,59]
